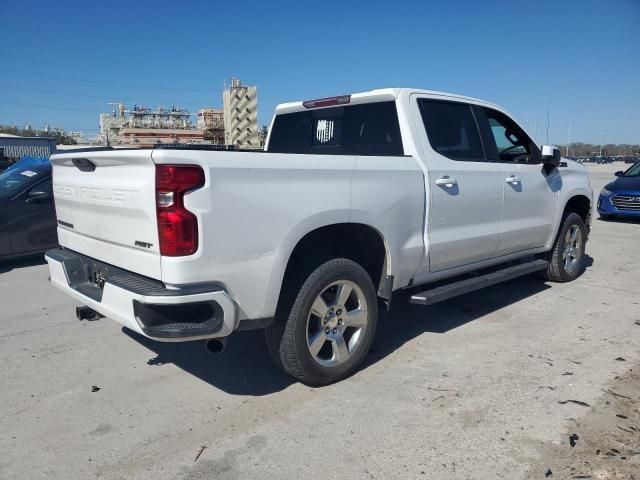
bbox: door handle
[435,177,458,187]
[505,175,521,184]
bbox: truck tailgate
[51,149,161,279]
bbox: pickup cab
[46,88,593,385]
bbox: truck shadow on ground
[124,267,592,396]
[0,254,46,274]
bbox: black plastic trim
[71,158,96,172]
[235,317,274,331]
[57,220,74,229]
[410,259,549,306]
[377,274,394,300]
[153,144,239,151]
[376,274,394,311]
[46,248,222,299]
[133,300,224,338]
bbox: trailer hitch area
[76,305,104,321]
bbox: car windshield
[623,162,640,177]
[0,164,46,197]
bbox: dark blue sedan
[598,162,640,219]
[0,157,58,260]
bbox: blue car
[597,161,640,219]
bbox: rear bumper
[45,248,237,341]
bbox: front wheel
[265,258,378,386]
[543,212,587,282]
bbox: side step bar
[410,259,549,306]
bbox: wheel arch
[270,222,391,320]
[547,191,592,249]
[563,194,592,225]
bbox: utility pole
[599,129,605,157]
[566,122,572,157]
[545,109,550,145]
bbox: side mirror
[26,189,51,203]
[614,171,624,177]
[541,145,561,167]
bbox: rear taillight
[155,165,205,256]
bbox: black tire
[543,212,587,282]
[265,258,378,386]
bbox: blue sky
[0,0,638,144]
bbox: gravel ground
[0,162,638,480]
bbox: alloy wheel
[305,280,369,367]
[562,224,583,274]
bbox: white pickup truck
[46,88,593,385]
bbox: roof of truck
[274,88,502,114]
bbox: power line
[0,84,212,106]
[0,67,215,92]
[0,69,287,102]
[0,121,100,132]
[0,100,103,113]
[0,84,283,120]
[0,99,212,117]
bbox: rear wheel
[265,258,377,386]
[543,212,587,282]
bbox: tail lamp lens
[155,165,205,256]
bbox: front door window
[483,109,536,164]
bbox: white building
[99,112,126,145]
[223,78,259,148]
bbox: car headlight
[600,188,613,197]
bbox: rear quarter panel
[152,149,355,320]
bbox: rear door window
[267,101,403,156]
[418,99,485,161]
[342,101,403,156]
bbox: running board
[410,259,549,306]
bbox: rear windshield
[267,101,404,156]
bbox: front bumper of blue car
[598,191,640,217]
